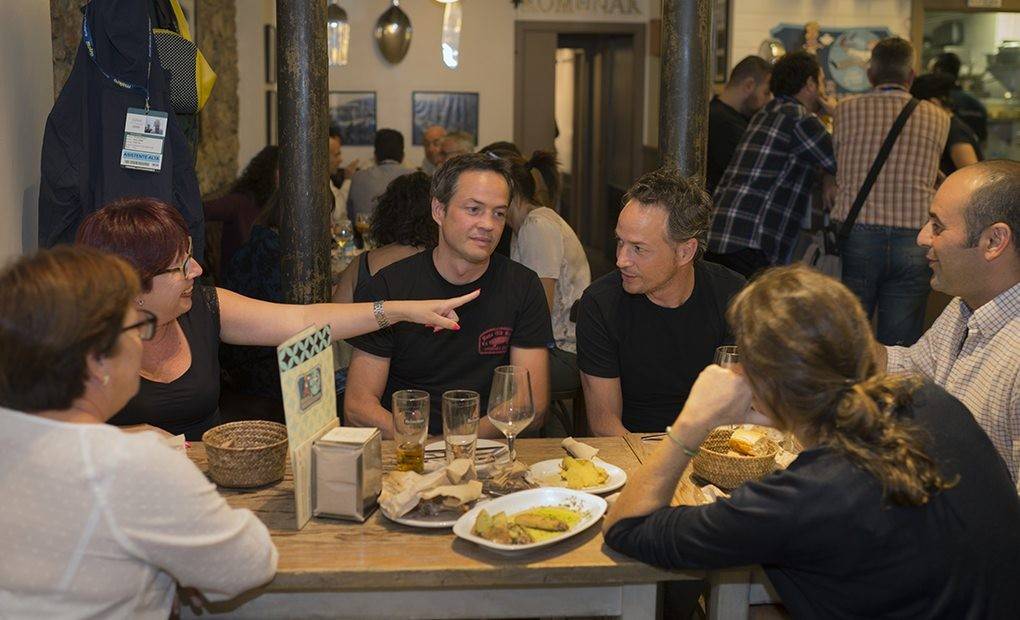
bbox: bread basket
[692,427,779,489]
[202,421,288,488]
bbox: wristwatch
[372,300,391,328]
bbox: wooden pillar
[277,0,331,304]
[658,0,712,181]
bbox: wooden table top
[189,436,700,592]
[623,433,710,507]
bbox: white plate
[527,457,627,494]
[453,487,607,555]
[424,439,509,474]
[384,499,489,529]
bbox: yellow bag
[153,0,216,113]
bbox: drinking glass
[713,345,740,368]
[486,366,534,462]
[335,222,353,253]
[392,389,429,473]
[442,390,480,464]
[355,213,371,248]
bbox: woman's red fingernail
[454,323,461,331]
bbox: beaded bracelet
[665,426,700,458]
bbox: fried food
[560,456,609,489]
[472,509,534,545]
[513,512,569,532]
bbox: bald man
[420,125,446,175]
[878,161,1020,492]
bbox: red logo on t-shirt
[478,327,513,355]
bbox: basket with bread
[691,426,780,489]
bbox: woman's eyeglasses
[155,237,194,278]
[123,310,158,341]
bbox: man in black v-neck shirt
[577,168,745,435]
[345,154,552,438]
[706,56,773,194]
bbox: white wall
[0,1,54,262]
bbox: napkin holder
[312,427,382,522]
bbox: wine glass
[486,366,534,462]
[355,213,371,248]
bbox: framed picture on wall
[712,0,730,83]
[411,91,479,146]
[328,91,378,146]
[266,90,277,146]
[265,25,276,84]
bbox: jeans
[839,224,931,346]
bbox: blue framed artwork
[769,23,892,94]
[328,91,377,146]
[411,91,479,146]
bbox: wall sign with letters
[516,0,646,21]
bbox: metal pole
[277,0,331,304]
[658,0,712,180]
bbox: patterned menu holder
[278,325,340,529]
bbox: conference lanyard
[82,10,153,110]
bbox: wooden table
[625,433,780,620]
[183,437,702,619]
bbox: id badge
[121,107,168,172]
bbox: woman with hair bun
[500,150,590,398]
[603,265,1020,617]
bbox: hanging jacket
[38,0,204,257]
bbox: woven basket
[692,427,779,490]
[202,421,288,488]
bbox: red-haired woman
[78,197,478,439]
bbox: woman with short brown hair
[603,265,1020,617]
[77,197,479,439]
[0,246,277,618]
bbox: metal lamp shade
[375,2,412,64]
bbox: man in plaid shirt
[707,51,836,278]
[879,161,1020,492]
[833,38,949,346]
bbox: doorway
[514,22,645,269]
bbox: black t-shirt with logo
[576,261,745,432]
[347,251,553,434]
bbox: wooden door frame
[513,20,646,188]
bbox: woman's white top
[0,407,278,619]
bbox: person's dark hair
[375,128,404,163]
[230,145,279,209]
[932,52,962,79]
[728,55,772,86]
[910,72,955,106]
[479,141,522,157]
[328,124,342,141]
[369,172,438,247]
[254,190,282,230]
[962,160,1020,257]
[728,265,957,506]
[431,152,518,209]
[624,167,712,260]
[76,197,190,292]
[0,246,140,412]
[868,37,914,86]
[502,150,560,208]
[769,51,822,97]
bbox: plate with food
[527,456,626,494]
[453,487,607,555]
[380,459,487,529]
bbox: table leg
[708,568,752,620]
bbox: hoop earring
[137,299,144,307]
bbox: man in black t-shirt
[707,56,773,194]
[345,153,552,437]
[577,168,745,435]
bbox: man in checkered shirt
[833,38,950,347]
[881,161,1020,493]
[706,51,836,278]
